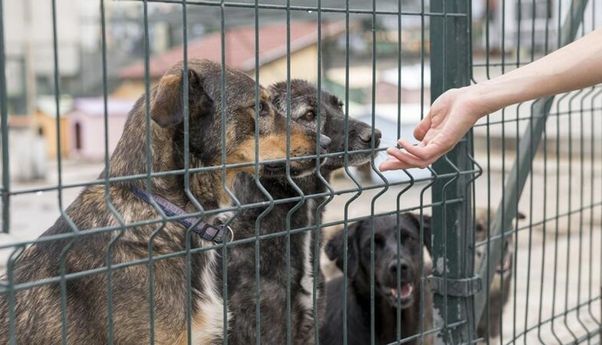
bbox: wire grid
[471,0,601,344]
[0,0,600,345]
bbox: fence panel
[0,0,600,344]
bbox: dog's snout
[374,129,382,142]
[389,259,410,276]
[319,134,331,150]
[359,127,382,146]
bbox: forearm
[470,28,602,116]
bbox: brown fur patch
[151,74,184,127]
[228,132,315,167]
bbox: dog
[222,79,381,345]
[320,213,433,345]
[474,209,524,340]
[0,60,324,344]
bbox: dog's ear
[325,222,360,278]
[405,213,432,256]
[151,69,206,128]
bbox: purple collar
[132,188,228,243]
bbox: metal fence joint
[429,275,482,297]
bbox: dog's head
[269,80,381,170]
[325,213,431,309]
[150,60,328,177]
[474,209,524,278]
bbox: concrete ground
[0,153,600,344]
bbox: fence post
[429,0,476,343]
[0,0,10,234]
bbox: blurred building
[116,21,346,97]
[67,98,134,161]
[473,0,600,53]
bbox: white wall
[4,0,82,76]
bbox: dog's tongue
[400,283,413,299]
[391,283,413,299]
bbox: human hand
[379,86,487,171]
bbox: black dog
[321,214,433,345]
[222,80,381,345]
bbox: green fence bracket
[429,276,482,298]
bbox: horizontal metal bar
[382,319,469,345]
[0,196,465,251]
[124,0,469,17]
[0,199,467,293]
[473,200,602,248]
[7,162,480,196]
[6,147,385,195]
[473,106,602,127]
[505,296,601,342]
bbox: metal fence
[0,0,600,344]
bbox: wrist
[458,84,494,121]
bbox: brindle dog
[0,60,324,345]
[223,80,381,345]
[474,208,525,340]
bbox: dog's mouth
[383,282,414,309]
[261,159,325,178]
[322,148,374,169]
[496,253,512,275]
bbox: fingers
[378,157,414,171]
[413,114,432,141]
[397,139,441,162]
[381,146,430,170]
[379,138,449,171]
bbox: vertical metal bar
[139,2,168,344]
[341,1,363,343]
[536,2,552,343]
[0,0,9,234]
[252,2,267,345]
[473,0,590,324]
[99,1,126,344]
[217,3,233,345]
[430,0,474,343]
[512,1,523,342]
[49,1,81,344]
[522,2,538,343]
[498,1,507,342]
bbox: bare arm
[379,28,602,171]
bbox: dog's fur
[320,213,433,345]
[222,80,381,345]
[474,209,524,340]
[0,60,323,345]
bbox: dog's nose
[319,134,331,150]
[359,128,382,146]
[389,259,409,276]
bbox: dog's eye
[304,111,316,121]
[255,102,269,117]
[374,234,385,247]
